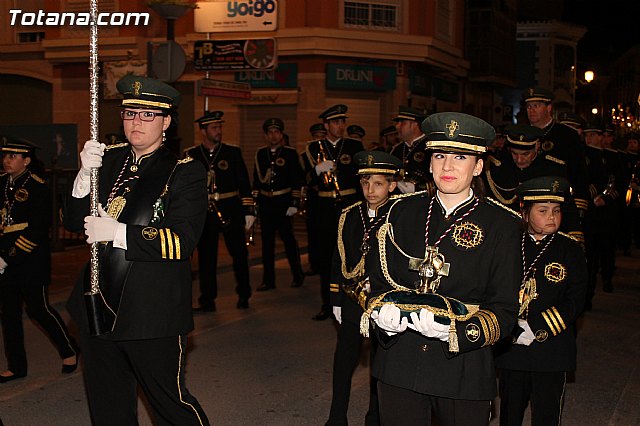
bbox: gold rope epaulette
[341,200,363,214]
[489,155,501,166]
[182,145,198,153]
[390,189,429,200]
[177,156,193,164]
[544,154,565,165]
[558,231,579,243]
[30,173,45,183]
[105,142,128,151]
[484,197,521,219]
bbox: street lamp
[584,70,595,83]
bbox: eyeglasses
[120,110,166,121]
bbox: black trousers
[259,198,303,286]
[327,300,380,426]
[377,381,491,426]
[498,369,567,426]
[197,210,251,307]
[79,333,209,426]
[0,269,76,375]
[584,208,617,301]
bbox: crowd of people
[0,74,639,425]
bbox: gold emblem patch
[544,262,567,283]
[133,81,141,95]
[542,140,554,152]
[535,329,548,342]
[451,222,484,249]
[15,188,29,202]
[142,227,158,240]
[275,157,286,167]
[465,323,480,342]
[218,160,229,170]
[340,154,352,165]
[446,120,459,138]
[413,152,425,162]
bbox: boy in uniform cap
[582,123,618,306]
[495,175,587,426]
[326,150,402,426]
[389,106,434,194]
[301,104,365,320]
[185,110,254,311]
[366,112,521,425]
[522,87,590,217]
[252,118,305,291]
[64,75,210,424]
[484,124,583,242]
[0,136,79,384]
[347,124,366,141]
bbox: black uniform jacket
[64,144,207,340]
[329,199,392,324]
[495,232,587,372]
[185,142,254,216]
[585,145,615,208]
[539,121,590,213]
[0,171,51,279]
[301,137,365,194]
[484,151,583,241]
[252,145,304,209]
[390,135,434,193]
[368,193,521,400]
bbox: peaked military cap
[319,104,348,121]
[517,176,570,204]
[522,86,554,103]
[583,122,603,133]
[0,135,40,154]
[309,123,327,135]
[347,124,366,138]
[263,117,284,132]
[557,112,586,129]
[422,112,495,154]
[603,123,615,134]
[505,124,544,150]
[354,150,402,175]
[195,110,225,127]
[392,106,426,123]
[379,125,397,137]
[117,74,181,110]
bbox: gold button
[421,344,429,352]
[130,164,138,172]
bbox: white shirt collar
[437,188,474,216]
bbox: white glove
[370,304,408,336]
[333,306,342,324]
[79,140,106,176]
[245,215,256,231]
[84,204,121,244]
[285,206,298,216]
[396,180,416,194]
[409,309,449,341]
[0,257,7,270]
[515,319,535,346]
[315,160,335,175]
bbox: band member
[64,75,209,424]
[495,176,587,426]
[0,137,78,383]
[347,124,366,142]
[253,118,305,291]
[186,110,254,311]
[389,106,434,194]
[522,87,590,217]
[301,104,365,320]
[366,112,521,425]
[484,124,583,242]
[326,150,402,425]
[377,126,399,152]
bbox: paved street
[1,228,639,425]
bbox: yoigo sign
[194,0,278,33]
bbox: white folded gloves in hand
[285,207,298,217]
[0,256,7,274]
[409,309,449,341]
[371,304,408,336]
[315,160,334,175]
[396,180,416,194]
[515,319,535,346]
[245,215,256,231]
[84,204,121,244]
[79,140,106,176]
[333,306,342,324]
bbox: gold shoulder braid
[485,172,518,205]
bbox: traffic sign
[197,79,251,99]
[194,0,278,33]
[194,39,277,71]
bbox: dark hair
[360,174,397,184]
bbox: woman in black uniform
[495,176,587,425]
[0,136,78,383]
